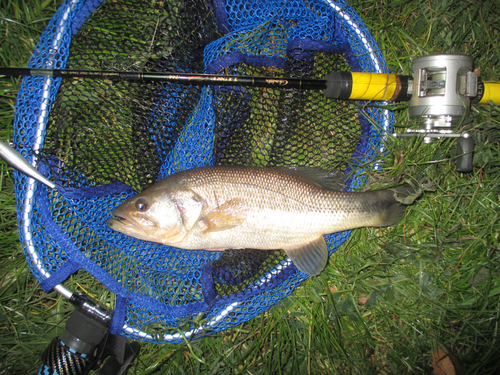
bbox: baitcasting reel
[396,54,498,172]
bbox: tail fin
[371,186,414,227]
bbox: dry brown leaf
[432,347,456,375]
[357,295,370,305]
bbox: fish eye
[135,198,149,212]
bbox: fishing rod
[1,59,498,104]
[0,66,414,101]
[2,54,499,172]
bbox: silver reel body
[397,54,477,172]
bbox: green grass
[1,0,500,374]
[0,1,71,373]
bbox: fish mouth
[107,211,140,230]
[107,214,159,244]
[107,214,131,230]
[106,212,157,238]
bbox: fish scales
[179,167,335,249]
[178,167,352,243]
[108,165,409,276]
[181,167,388,236]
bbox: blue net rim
[12,0,393,343]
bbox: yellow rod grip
[479,81,500,104]
[350,72,399,101]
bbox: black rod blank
[0,67,327,91]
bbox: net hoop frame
[13,0,393,342]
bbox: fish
[107,165,410,276]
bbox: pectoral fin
[202,198,249,233]
[284,237,328,276]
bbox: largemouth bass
[107,166,409,276]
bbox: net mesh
[12,0,392,343]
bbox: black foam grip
[324,71,352,99]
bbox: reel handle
[456,137,474,173]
